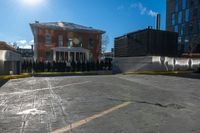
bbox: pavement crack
[134,100,185,109]
[106,97,185,110]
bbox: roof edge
[30,22,105,34]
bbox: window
[184,43,189,52]
[178,36,182,44]
[175,0,179,12]
[79,38,83,47]
[45,51,52,60]
[174,25,178,32]
[67,38,73,47]
[198,21,200,32]
[178,11,182,24]
[190,0,194,6]
[185,9,189,22]
[58,35,63,47]
[189,25,193,34]
[89,53,93,61]
[182,0,186,9]
[184,36,189,52]
[45,33,51,45]
[88,38,94,49]
[192,8,198,17]
[76,38,83,47]
[181,24,185,36]
[79,41,83,47]
[171,13,175,25]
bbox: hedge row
[22,61,112,73]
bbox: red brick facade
[30,22,104,62]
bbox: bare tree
[101,34,109,55]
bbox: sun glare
[21,0,44,6]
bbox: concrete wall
[112,56,200,73]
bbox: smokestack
[156,14,161,30]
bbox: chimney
[147,26,153,29]
[35,21,39,24]
[156,14,161,30]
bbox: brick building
[166,0,200,53]
[30,21,105,62]
[114,28,178,57]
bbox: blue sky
[0,0,166,51]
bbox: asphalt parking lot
[0,74,200,133]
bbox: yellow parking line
[51,101,132,133]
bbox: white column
[59,52,61,61]
[68,52,70,62]
[74,52,76,62]
[78,52,80,62]
[58,52,60,61]
[86,52,89,62]
[53,50,56,61]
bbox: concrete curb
[124,71,193,75]
[0,71,113,79]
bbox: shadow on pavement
[166,73,200,80]
[0,79,9,88]
[32,74,99,77]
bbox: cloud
[29,40,34,44]
[13,40,34,49]
[18,45,32,49]
[148,10,158,17]
[131,2,158,17]
[16,40,27,45]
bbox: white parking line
[51,102,132,133]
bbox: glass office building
[166,0,200,53]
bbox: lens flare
[21,0,44,6]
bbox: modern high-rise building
[166,0,200,54]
